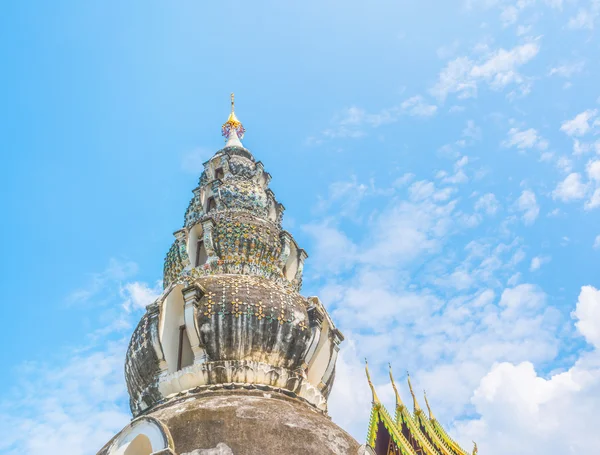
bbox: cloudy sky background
[1,1,600,454]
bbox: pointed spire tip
[365,359,380,405]
[389,363,404,409]
[222,92,245,145]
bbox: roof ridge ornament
[423,390,435,420]
[365,359,381,406]
[222,92,245,147]
[406,371,421,412]
[388,363,404,409]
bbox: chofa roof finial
[365,359,381,406]
[388,363,404,409]
[406,371,421,412]
[423,390,435,420]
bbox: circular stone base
[121,389,359,455]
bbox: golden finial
[388,363,404,409]
[472,441,478,455]
[424,390,435,420]
[406,371,421,412]
[365,359,380,405]
[222,92,245,141]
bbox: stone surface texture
[98,390,360,455]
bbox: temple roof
[365,362,475,455]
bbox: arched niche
[159,286,194,373]
[267,199,278,223]
[108,417,172,455]
[187,224,207,268]
[306,319,331,386]
[120,434,152,455]
[283,242,299,282]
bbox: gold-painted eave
[414,410,462,455]
[396,405,443,455]
[429,418,470,455]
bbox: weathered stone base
[98,389,360,455]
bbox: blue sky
[1,1,600,454]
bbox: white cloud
[573,286,600,349]
[0,258,162,455]
[435,156,470,185]
[529,255,550,271]
[430,42,539,101]
[393,173,415,187]
[555,156,573,173]
[515,190,539,225]
[560,109,598,137]
[462,120,482,143]
[400,95,438,117]
[594,235,600,249]
[0,341,131,455]
[475,193,500,215]
[315,177,374,219]
[316,97,438,141]
[67,259,138,306]
[500,5,519,26]
[458,354,600,454]
[584,188,600,210]
[430,57,477,101]
[548,61,585,78]
[302,221,358,274]
[567,2,600,30]
[503,127,548,151]
[586,159,600,181]
[450,282,600,454]
[572,139,600,155]
[471,42,539,87]
[552,173,588,201]
[121,281,162,312]
[409,180,436,201]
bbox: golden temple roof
[365,365,475,455]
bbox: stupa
[96,95,360,455]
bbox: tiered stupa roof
[97,95,360,455]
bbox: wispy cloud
[560,109,599,137]
[503,127,549,151]
[431,41,540,101]
[309,95,437,144]
[548,61,585,78]
[552,173,589,202]
[515,190,540,224]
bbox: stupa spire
[222,92,245,148]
